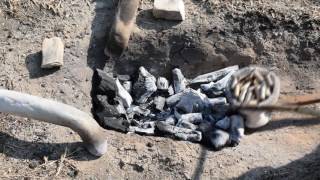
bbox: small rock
[157,77,169,90]
[172,68,187,93]
[215,117,231,130]
[153,0,185,21]
[41,37,64,68]
[210,129,230,150]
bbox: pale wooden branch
[0,89,107,156]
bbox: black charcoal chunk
[97,69,116,91]
[95,95,126,117]
[117,74,131,81]
[157,77,169,90]
[156,121,202,142]
[190,65,239,84]
[129,122,155,135]
[133,67,157,104]
[164,115,176,125]
[175,89,207,113]
[166,91,184,106]
[168,85,175,96]
[210,129,230,150]
[122,81,132,93]
[154,96,166,111]
[229,115,245,146]
[207,97,227,108]
[200,69,236,92]
[102,117,130,132]
[178,113,203,125]
[172,68,187,93]
[96,69,132,108]
[115,79,133,108]
[178,121,198,130]
[126,105,151,119]
[215,116,231,130]
[155,111,172,121]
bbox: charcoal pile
[93,65,274,149]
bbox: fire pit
[93,65,280,149]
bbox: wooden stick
[234,104,320,117]
[0,89,107,156]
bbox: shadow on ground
[191,117,320,179]
[0,131,98,161]
[25,52,60,79]
[238,144,320,180]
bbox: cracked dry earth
[0,0,319,179]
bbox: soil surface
[0,0,319,179]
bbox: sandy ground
[0,0,319,179]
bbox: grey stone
[133,67,157,104]
[153,0,185,21]
[172,68,187,93]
